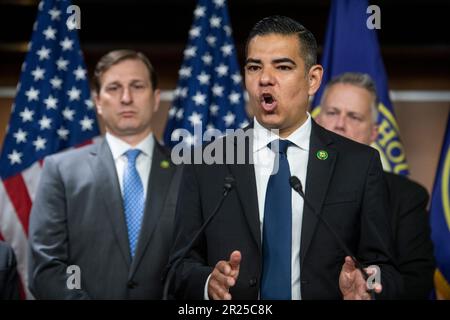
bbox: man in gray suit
[29,50,181,299]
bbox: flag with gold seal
[311,0,409,175]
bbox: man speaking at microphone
[169,15,401,300]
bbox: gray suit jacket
[29,137,182,299]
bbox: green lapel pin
[316,150,328,160]
[160,160,170,169]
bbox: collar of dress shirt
[105,132,154,161]
[253,113,312,153]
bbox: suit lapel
[226,127,261,251]
[90,139,131,267]
[130,138,175,276]
[300,121,337,268]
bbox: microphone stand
[162,175,235,300]
[289,176,376,300]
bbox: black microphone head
[289,176,303,193]
[224,175,235,191]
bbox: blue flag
[163,0,249,148]
[0,0,99,298]
[430,117,450,299]
[312,0,409,175]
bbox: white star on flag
[50,76,62,89]
[57,126,69,140]
[36,46,51,60]
[197,72,210,85]
[223,111,236,127]
[31,66,46,81]
[67,87,81,101]
[189,26,201,38]
[202,53,213,65]
[60,37,74,51]
[56,57,69,71]
[228,91,241,104]
[192,91,207,106]
[224,25,232,37]
[210,16,222,28]
[13,129,28,144]
[215,64,228,77]
[39,115,52,130]
[184,46,197,59]
[206,35,216,46]
[73,66,87,80]
[194,5,206,18]
[210,104,219,116]
[179,66,192,79]
[220,44,233,57]
[62,107,75,121]
[171,129,182,141]
[168,107,177,118]
[48,7,61,20]
[189,112,202,127]
[212,84,224,97]
[19,107,34,122]
[44,94,58,109]
[176,109,184,120]
[174,87,188,98]
[173,87,182,98]
[79,116,94,131]
[231,72,242,84]
[25,87,40,101]
[42,26,57,40]
[33,136,47,151]
[85,99,94,109]
[8,150,22,165]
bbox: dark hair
[246,15,318,71]
[92,49,158,93]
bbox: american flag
[163,0,249,148]
[0,0,99,298]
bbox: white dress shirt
[253,115,311,300]
[105,132,154,199]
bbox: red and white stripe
[0,164,40,299]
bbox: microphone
[162,175,235,300]
[289,176,376,298]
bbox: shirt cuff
[204,273,212,300]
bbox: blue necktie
[261,139,292,300]
[123,149,144,258]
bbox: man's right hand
[208,250,241,300]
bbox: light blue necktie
[261,139,292,300]
[123,149,144,258]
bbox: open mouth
[260,93,277,112]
